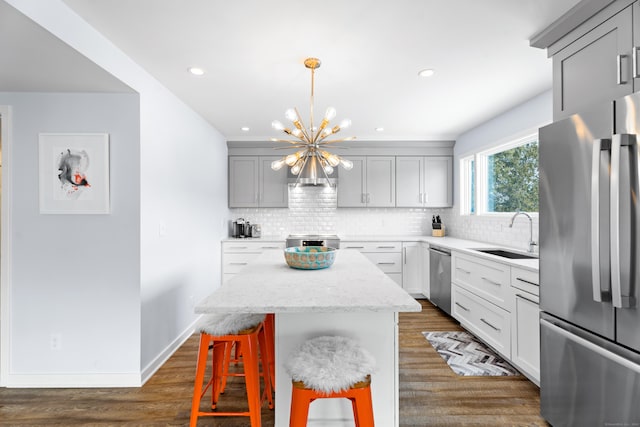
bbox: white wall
[5,0,229,386]
[0,92,142,383]
[442,90,552,251]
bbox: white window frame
[459,155,474,215]
[460,132,538,217]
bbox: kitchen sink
[473,248,538,259]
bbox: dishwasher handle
[429,247,451,257]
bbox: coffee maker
[232,218,246,238]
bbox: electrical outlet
[50,333,62,351]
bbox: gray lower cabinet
[337,156,396,207]
[396,156,452,208]
[229,156,288,208]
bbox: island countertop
[196,249,422,314]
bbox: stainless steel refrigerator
[539,91,640,426]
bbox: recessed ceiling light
[188,67,205,76]
[375,127,384,132]
[418,68,435,77]
[241,127,250,132]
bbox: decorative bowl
[284,246,337,270]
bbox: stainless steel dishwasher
[429,245,452,315]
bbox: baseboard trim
[4,373,142,388]
[140,318,198,385]
[3,319,199,388]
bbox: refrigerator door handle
[541,318,640,374]
[610,134,636,308]
[591,138,611,302]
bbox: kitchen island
[196,248,421,426]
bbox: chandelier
[270,57,354,185]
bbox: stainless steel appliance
[286,234,340,249]
[429,245,451,315]
[231,218,245,238]
[539,92,640,426]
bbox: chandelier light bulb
[291,160,303,175]
[292,129,303,138]
[340,158,354,170]
[324,164,334,175]
[285,109,299,122]
[272,120,285,131]
[324,107,337,121]
[271,158,286,170]
[321,127,333,137]
[327,154,340,167]
[285,153,299,166]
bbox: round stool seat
[285,336,376,394]
[197,313,266,336]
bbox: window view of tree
[486,141,538,212]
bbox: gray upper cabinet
[337,156,395,207]
[552,4,633,119]
[396,156,452,208]
[229,156,288,208]
[531,0,640,121]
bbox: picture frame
[38,133,110,214]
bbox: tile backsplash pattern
[229,185,538,252]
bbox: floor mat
[423,331,520,376]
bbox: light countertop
[197,249,422,314]
[222,234,539,272]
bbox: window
[460,134,538,215]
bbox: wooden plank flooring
[0,299,548,426]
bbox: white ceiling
[4,0,581,141]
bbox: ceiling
[3,0,581,141]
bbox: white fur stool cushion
[197,313,266,336]
[285,336,376,394]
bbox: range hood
[287,155,338,186]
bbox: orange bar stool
[190,313,273,427]
[285,336,376,427]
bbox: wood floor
[0,299,548,426]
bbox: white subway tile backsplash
[229,185,538,252]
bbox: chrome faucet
[509,211,538,253]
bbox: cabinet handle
[516,293,539,305]
[480,318,501,332]
[455,302,470,312]
[456,267,471,274]
[377,246,396,249]
[634,46,640,79]
[515,277,538,286]
[377,262,396,265]
[481,277,501,286]
[229,262,248,266]
[261,246,280,249]
[617,54,628,85]
[228,246,249,250]
[403,247,407,264]
[345,246,365,249]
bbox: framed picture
[39,133,110,214]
